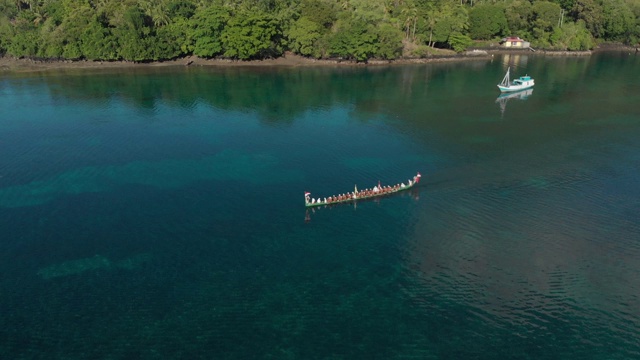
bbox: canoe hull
[305,173,421,208]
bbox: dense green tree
[269,0,300,27]
[150,21,188,59]
[348,0,387,23]
[190,6,229,57]
[38,18,65,58]
[629,0,640,44]
[81,21,118,60]
[139,0,170,27]
[570,0,604,37]
[112,7,155,61]
[431,3,468,47]
[551,0,576,11]
[505,0,533,36]
[550,19,594,49]
[468,4,508,40]
[532,1,563,32]
[329,18,378,61]
[57,3,97,60]
[374,23,404,59]
[286,17,322,57]
[0,18,11,54]
[449,32,472,52]
[0,0,16,53]
[300,0,336,29]
[602,0,636,43]
[0,0,18,20]
[7,12,39,57]
[167,0,197,19]
[164,17,193,55]
[531,1,563,45]
[220,10,281,59]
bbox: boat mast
[500,67,511,87]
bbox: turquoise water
[1,53,639,359]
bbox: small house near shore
[501,37,530,49]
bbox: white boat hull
[498,82,534,92]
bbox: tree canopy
[0,0,638,62]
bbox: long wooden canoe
[304,172,421,208]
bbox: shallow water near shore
[0,52,639,359]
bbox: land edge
[0,45,637,73]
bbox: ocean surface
[0,52,639,359]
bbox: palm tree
[425,10,437,47]
[32,7,46,25]
[140,0,170,27]
[401,6,417,41]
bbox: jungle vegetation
[0,0,638,62]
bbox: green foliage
[43,0,67,26]
[221,10,281,60]
[374,23,403,60]
[112,29,145,61]
[287,17,322,57]
[468,4,508,40]
[602,0,636,43]
[6,14,39,57]
[38,18,64,58]
[409,43,438,58]
[190,6,229,57]
[505,0,532,35]
[448,32,472,52]
[551,0,576,11]
[124,7,147,33]
[0,17,11,54]
[81,21,118,60]
[532,1,563,32]
[167,0,197,19]
[550,20,594,49]
[431,4,468,46]
[57,4,95,60]
[531,1,563,45]
[348,0,387,24]
[164,17,193,55]
[151,23,187,59]
[0,0,637,62]
[0,0,18,21]
[329,18,378,61]
[8,31,39,58]
[300,0,336,29]
[570,0,604,37]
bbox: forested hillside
[0,0,638,62]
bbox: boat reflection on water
[304,187,421,223]
[496,88,533,117]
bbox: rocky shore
[0,45,636,73]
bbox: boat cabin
[514,75,532,85]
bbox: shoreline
[0,46,635,73]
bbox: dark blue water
[0,52,639,359]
